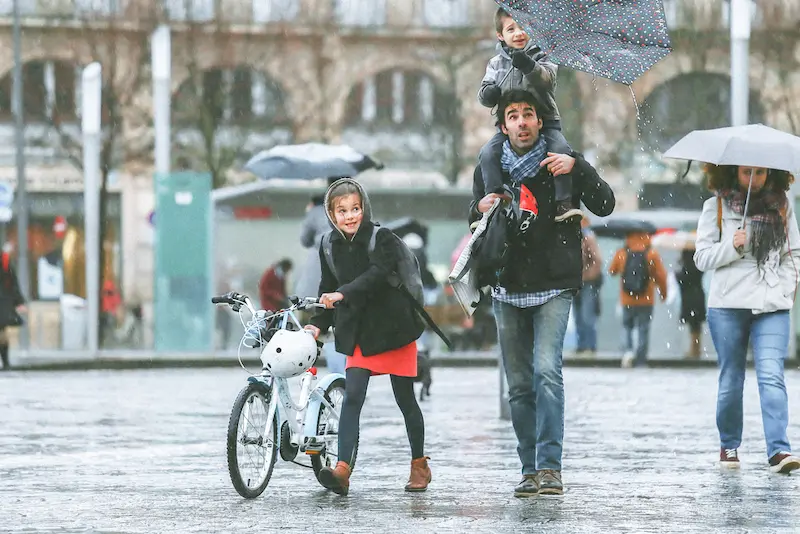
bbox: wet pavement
[1,367,799,533]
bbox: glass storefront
[2,191,124,350]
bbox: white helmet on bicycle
[260,329,318,378]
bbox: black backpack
[321,226,452,349]
[622,248,651,295]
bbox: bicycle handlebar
[210,292,327,313]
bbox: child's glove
[511,51,536,74]
[482,84,501,106]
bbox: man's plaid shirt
[491,286,567,308]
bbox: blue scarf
[500,135,547,187]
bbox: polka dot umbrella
[496,0,673,85]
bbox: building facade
[0,0,799,347]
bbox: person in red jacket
[258,258,293,312]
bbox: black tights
[337,367,425,467]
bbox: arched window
[344,69,450,127]
[0,60,78,122]
[637,72,764,153]
[173,67,288,126]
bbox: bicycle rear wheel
[311,378,358,479]
[226,383,278,498]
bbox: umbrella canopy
[662,124,800,174]
[496,0,672,85]
[591,218,657,239]
[244,143,383,180]
[651,230,696,250]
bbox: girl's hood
[323,178,373,237]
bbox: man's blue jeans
[573,281,600,351]
[707,308,792,459]
[621,305,653,366]
[494,292,572,474]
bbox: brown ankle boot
[405,456,431,492]
[318,461,351,496]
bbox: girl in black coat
[303,178,429,496]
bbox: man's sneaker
[769,452,800,474]
[621,351,635,368]
[537,469,563,495]
[514,474,539,498]
[720,448,740,468]
[554,201,583,223]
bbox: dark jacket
[311,180,424,357]
[0,260,25,328]
[676,249,706,324]
[258,265,288,312]
[470,153,615,293]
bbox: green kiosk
[153,172,214,352]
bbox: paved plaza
[1,367,799,533]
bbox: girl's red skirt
[346,341,417,377]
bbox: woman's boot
[405,456,431,492]
[318,461,351,496]
[0,343,9,370]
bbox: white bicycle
[211,292,356,499]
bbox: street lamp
[82,62,102,354]
[730,0,751,126]
[151,25,171,176]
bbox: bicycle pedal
[304,441,326,456]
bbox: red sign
[233,206,273,220]
[53,216,67,239]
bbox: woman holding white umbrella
[694,164,800,474]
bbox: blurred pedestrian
[694,164,800,474]
[303,178,429,496]
[608,231,667,368]
[573,215,602,356]
[0,244,26,370]
[675,246,706,359]
[258,258,293,313]
[294,177,348,374]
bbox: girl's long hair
[703,164,794,192]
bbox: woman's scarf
[720,188,787,264]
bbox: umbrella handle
[740,168,754,230]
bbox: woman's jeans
[707,308,792,458]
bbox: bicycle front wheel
[226,383,278,498]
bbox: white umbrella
[244,143,383,180]
[662,124,800,174]
[663,124,800,227]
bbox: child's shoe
[318,461,351,495]
[554,200,583,223]
[405,456,431,492]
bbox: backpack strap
[368,225,379,254]
[716,196,723,241]
[321,231,339,284]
